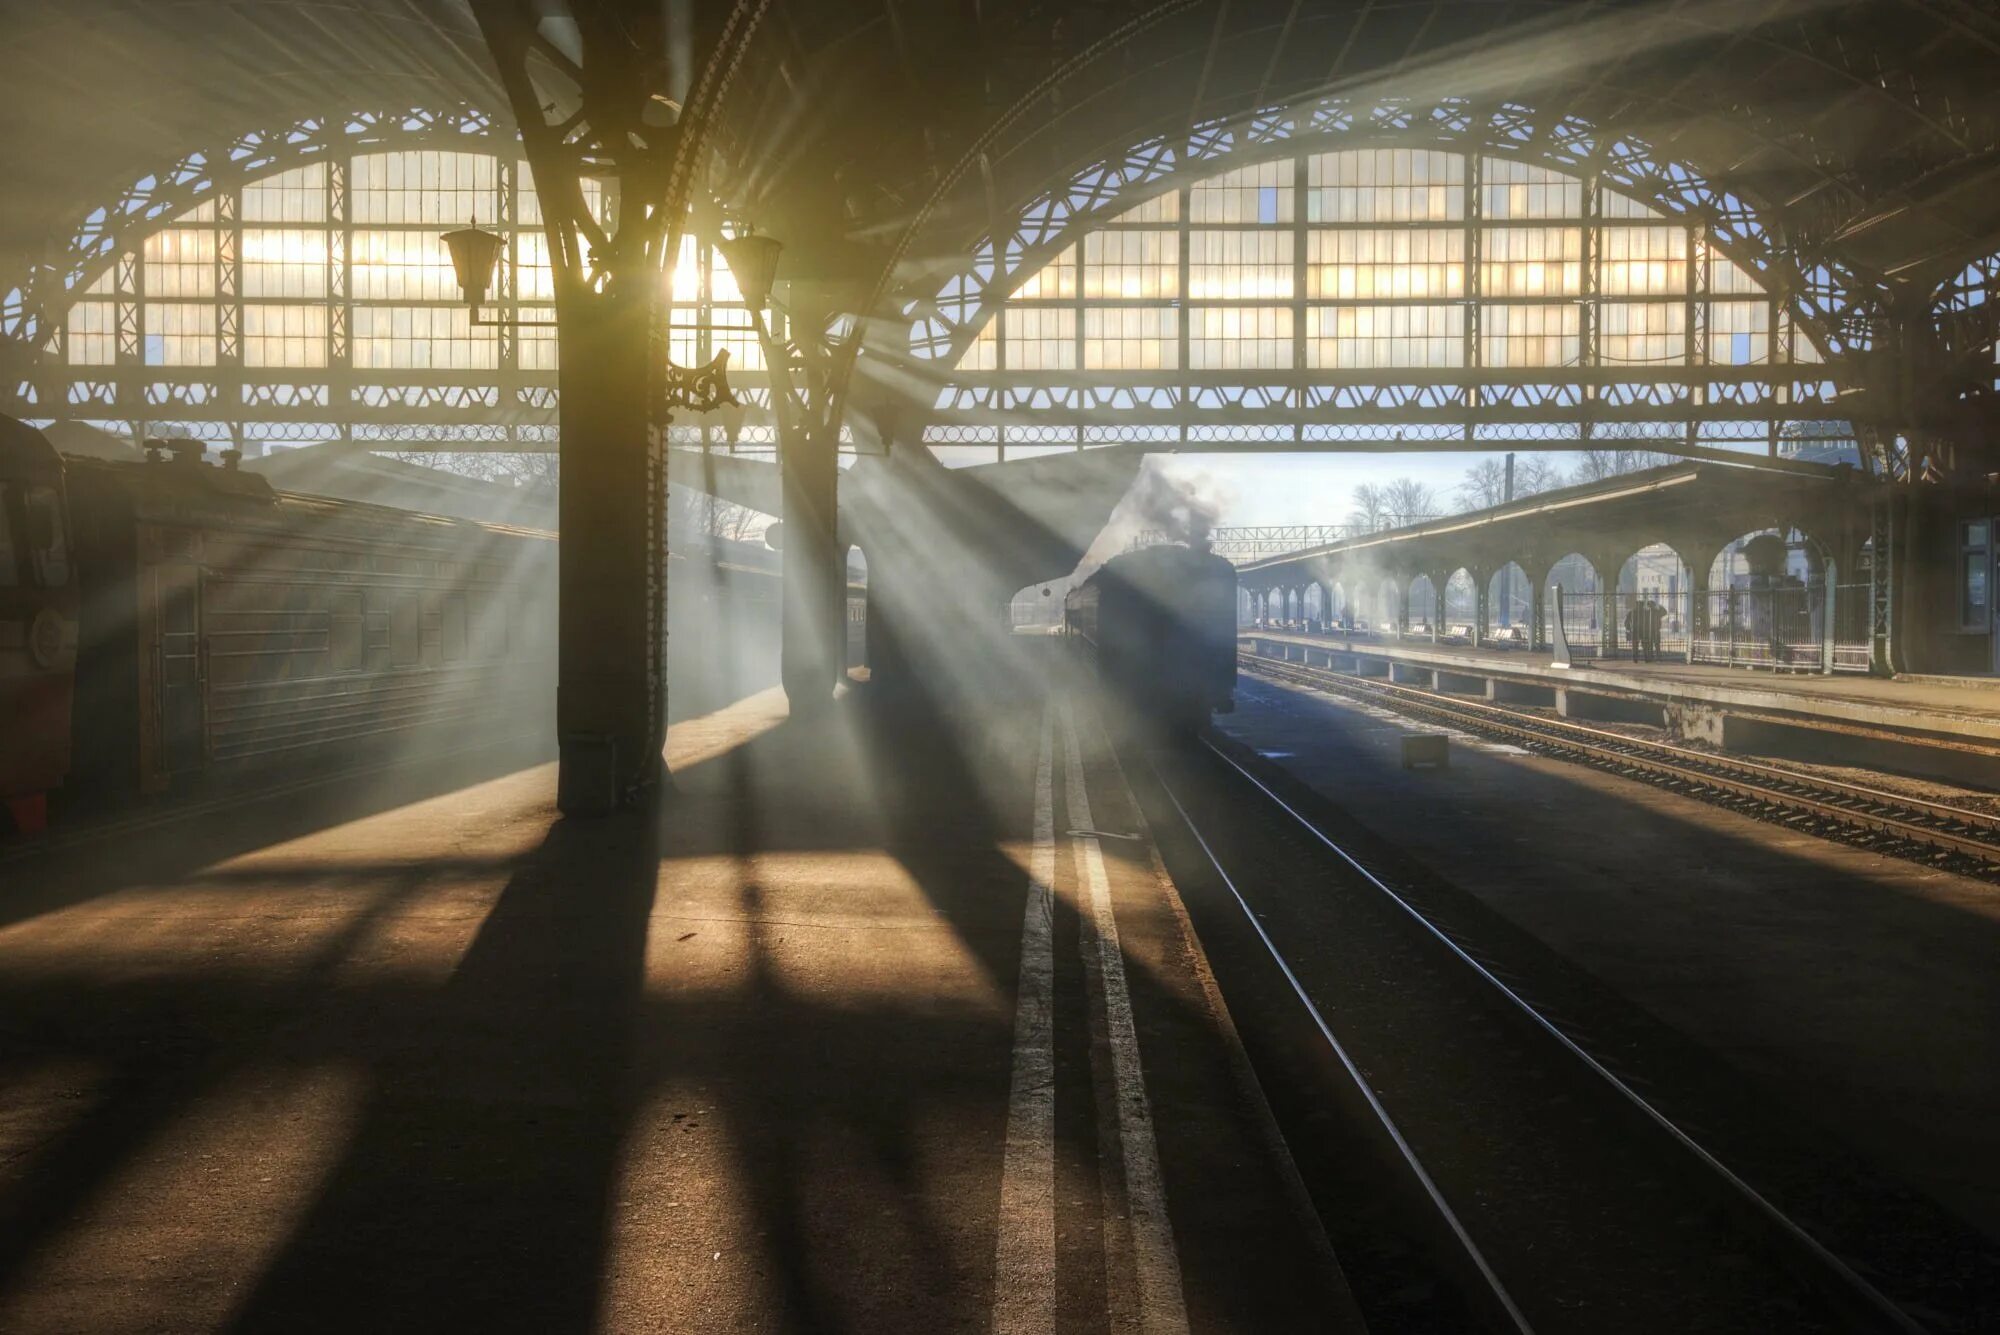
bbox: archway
[1701,529,1827,668]
[1485,562,1531,642]
[1708,528,1820,589]
[1321,582,1348,627]
[1444,569,1477,637]
[1544,552,1601,654]
[1618,543,1690,659]
[1379,576,1405,634]
[1254,587,1277,626]
[1407,574,1437,634]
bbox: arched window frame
[904,95,1886,464]
[1,106,767,453]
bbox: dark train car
[57,438,555,805]
[0,417,79,832]
[1066,543,1237,731]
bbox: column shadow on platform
[0,740,552,934]
[211,695,1006,1332]
[218,808,659,1333]
[0,677,1344,1333]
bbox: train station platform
[1244,630,2000,782]
[0,671,1356,1332]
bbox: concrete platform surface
[1245,630,2000,746]
[0,679,1354,1333]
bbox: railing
[1258,580,1875,676]
[1605,590,1691,659]
[1689,584,1869,672]
[1546,584,1868,672]
[1556,587,1606,657]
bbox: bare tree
[667,483,771,548]
[1383,476,1439,526]
[705,497,768,543]
[1569,447,1677,483]
[1456,458,1510,511]
[1512,453,1561,495]
[1347,482,1388,533]
[487,452,560,494]
[1570,425,1677,484]
[384,450,560,493]
[1460,453,1563,510]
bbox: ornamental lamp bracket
[661,349,741,415]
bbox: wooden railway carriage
[4,413,860,826]
[1066,544,1237,733]
[0,417,79,831]
[58,440,556,802]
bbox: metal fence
[1601,590,1691,659]
[1552,582,1870,672]
[1554,585,1606,656]
[1829,581,1873,672]
[1688,583,1870,672]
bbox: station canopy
[2,1,1997,471]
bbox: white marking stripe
[1062,705,1190,1335]
[991,701,1057,1335]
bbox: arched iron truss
[906,93,1893,360]
[5,108,496,354]
[885,91,1918,468]
[0,105,783,453]
[5,92,1995,474]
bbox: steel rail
[1147,764,1537,1335]
[1241,652,2000,868]
[1244,651,2000,831]
[1185,736,1929,1334]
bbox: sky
[1150,449,1538,528]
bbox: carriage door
[154,562,208,782]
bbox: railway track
[1241,651,2000,873]
[1131,733,1933,1334]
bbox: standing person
[1646,596,1665,662]
[1624,600,1642,662]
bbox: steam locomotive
[1064,543,1237,733]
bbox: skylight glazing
[929,144,1830,462]
[33,144,754,452]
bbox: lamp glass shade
[718,233,783,312]
[442,225,505,306]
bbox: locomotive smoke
[1074,457,1230,580]
[1132,463,1222,554]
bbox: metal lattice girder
[10,3,2000,475]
